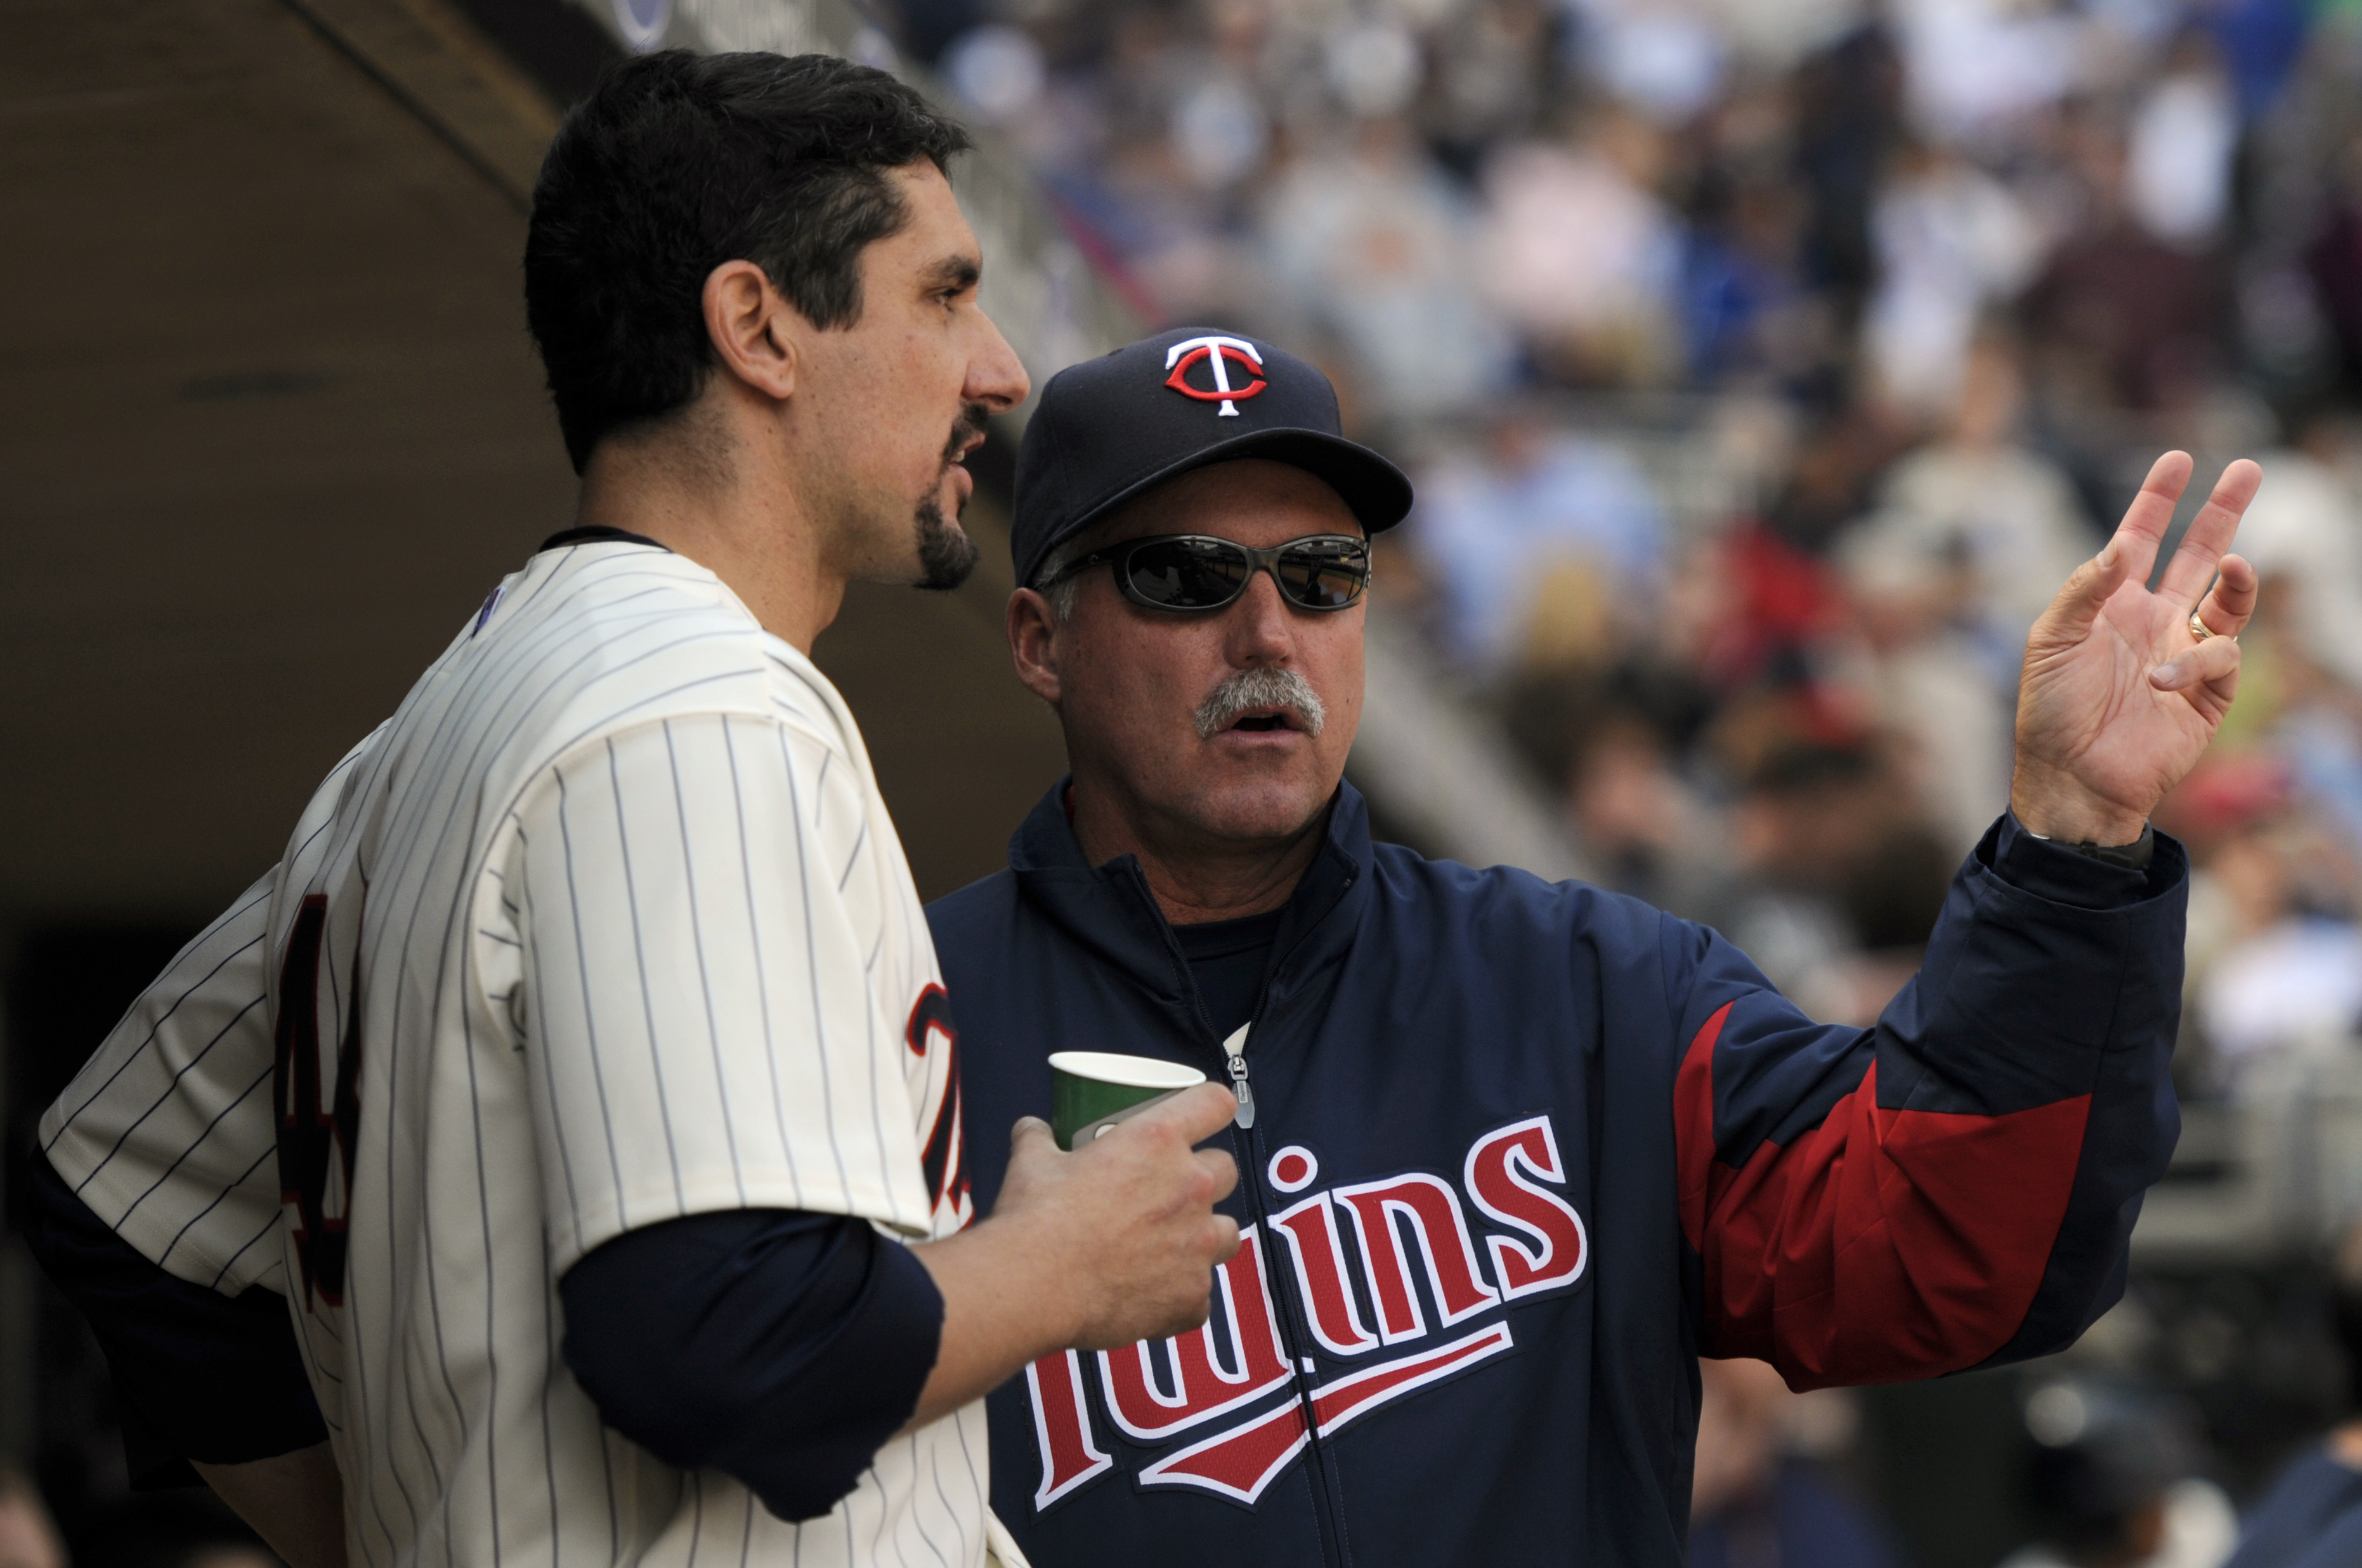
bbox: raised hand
[2012,451,2262,846]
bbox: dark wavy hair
[525,51,972,473]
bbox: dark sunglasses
[1038,533,1371,613]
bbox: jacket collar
[1008,776,1373,1033]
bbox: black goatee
[913,402,992,592]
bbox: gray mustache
[1194,667,1327,740]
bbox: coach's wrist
[2009,762,2150,847]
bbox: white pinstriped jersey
[37,536,984,1567]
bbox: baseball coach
[929,327,2262,1565]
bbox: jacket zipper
[1220,1022,1255,1127]
[1227,958,1352,1568]
[1134,861,1352,1568]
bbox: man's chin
[1182,776,1337,846]
[913,503,978,592]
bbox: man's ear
[1007,589,1063,707]
[701,260,797,402]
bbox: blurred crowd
[906,0,2362,1095]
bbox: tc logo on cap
[1164,335,1266,417]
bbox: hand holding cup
[997,1081,1243,1350]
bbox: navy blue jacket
[930,780,2186,1567]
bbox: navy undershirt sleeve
[18,1149,327,1487]
[559,1208,945,1524]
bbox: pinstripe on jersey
[39,538,984,1567]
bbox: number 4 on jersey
[274,892,362,1309]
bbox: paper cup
[1048,1052,1208,1151]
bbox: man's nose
[965,310,1031,413]
[1224,570,1296,665]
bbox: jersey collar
[538,525,670,552]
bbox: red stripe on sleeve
[1676,1005,2092,1388]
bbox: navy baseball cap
[1009,327,1414,590]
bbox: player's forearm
[903,1212,1085,1432]
[193,1444,348,1568]
[903,1099,1245,1432]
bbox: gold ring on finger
[2189,612,2213,641]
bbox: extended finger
[2151,630,2241,692]
[2034,532,2138,650]
[2196,553,2259,637]
[2159,458,2264,608]
[2106,450,2194,591]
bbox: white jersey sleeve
[35,731,381,1299]
[490,707,937,1276]
[35,872,285,1295]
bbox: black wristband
[2031,825,2155,871]
[1988,812,2165,910]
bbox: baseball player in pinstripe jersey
[21,51,1242,1568]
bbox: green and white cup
[1048,1052,1208,1151]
